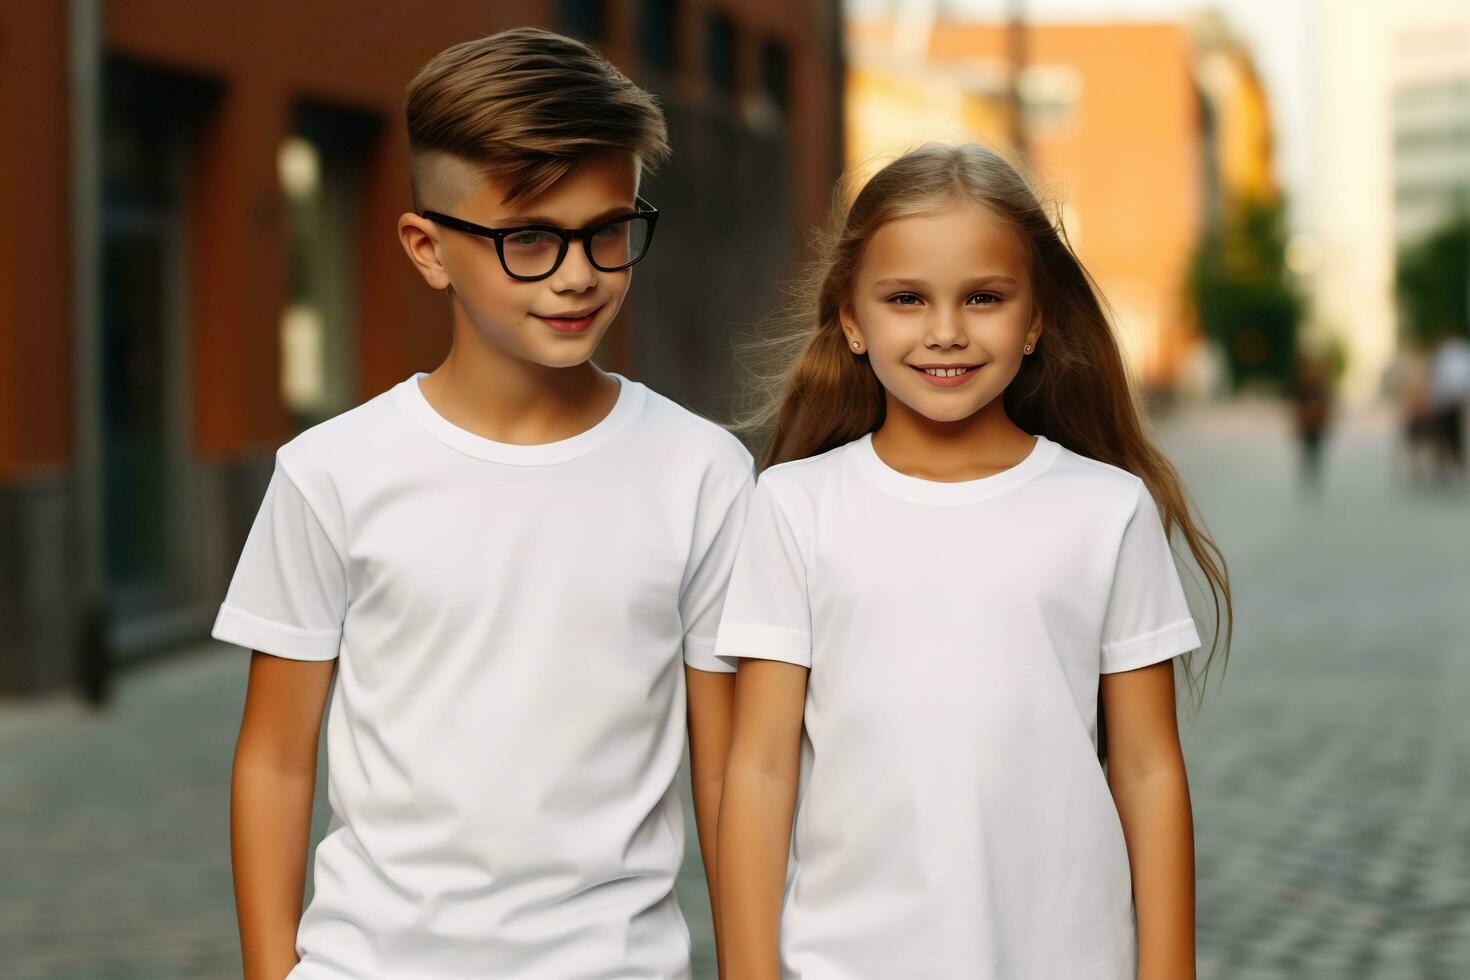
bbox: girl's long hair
[737,142,1232,744]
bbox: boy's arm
[686,666,737,976]
[1102,659,1197,980]
[716,659,808,980]
[232,651,336,980]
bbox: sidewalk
[1164,397,1470,979]
[0,649,249,978]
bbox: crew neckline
[392,371,646,465]
[848,430,1060,505]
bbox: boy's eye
[507,231,556,249]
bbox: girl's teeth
[924,367,966,377]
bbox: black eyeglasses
[419,197,660,282]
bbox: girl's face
[839,202,1042,426]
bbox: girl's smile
[910,363,984,386]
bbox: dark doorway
[99,58,219,642]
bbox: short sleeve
[680,470,756,673]
[712,477,813,670]
[1099,480,1202,674]
[211,458,348,661]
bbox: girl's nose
[925,309,968,349]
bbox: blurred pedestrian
[1428,326,1470,482]
[1384,339,1437,486]
[1288,351,1333,493]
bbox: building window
[1395,125,1470,154]
[559,0,607,43]
[1019,65,1080,136]
[280,101,380,431]
[100,57,220,615]
[639,0,678,75]
[761,37,791,115]
[704,10,736,101]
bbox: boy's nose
[548,244,598,293]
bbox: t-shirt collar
[847,430,1060,505]
[391,370,646,465]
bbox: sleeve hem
[1100,618,1200,674]
[713,622,812,671]
[684,634,737,674]
[211,604,341,662]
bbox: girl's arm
[1101,659,1196,980]
[232,651,336,980]
[686,667,737,976]
[716,659,808,980]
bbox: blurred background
[1,0,1467,977]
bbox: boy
[218,27,750,979]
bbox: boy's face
[400,153,639,370]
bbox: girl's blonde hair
[739,142,1232,736]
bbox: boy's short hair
[405,26,671,211]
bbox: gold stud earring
[1023,343,1034,354]
[851,340,861,350]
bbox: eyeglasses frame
[418,197,660,282]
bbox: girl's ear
[838,302,865,351]
[1027,301,1044,347]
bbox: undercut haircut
[405,26,671,211]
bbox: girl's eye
[888,293,922,306]
[967,292,1001,306]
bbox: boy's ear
[397,212,451,290]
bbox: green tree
[1395,213,1470,344]
[1189,196,1304,390]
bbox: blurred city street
[1172,399,1470,980]
[2,396,1466,979]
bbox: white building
[1392,20,1470,246]
[1308,0,1469,401]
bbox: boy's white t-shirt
[212,373,753,980]
[713,432,1201,980]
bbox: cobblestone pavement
[2,398,1466,979]
[1165,399,1470,980]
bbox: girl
[713,143,1232,980]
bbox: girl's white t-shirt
[213,373,753,980]
[713,432,1201,980]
